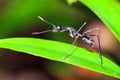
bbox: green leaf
[0,38,119,78]
[66,0,78,5]
[78,0,120,41]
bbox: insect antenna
[32,16,56,35]
[38,16,56,28]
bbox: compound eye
[56,26,62,30]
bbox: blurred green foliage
[0,0,94,38]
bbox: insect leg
[63,36,79,60]
[77,22,87,33]
[81,27,104,68]
[89,35,104,69]
[82,27,99,35]
[32,30,53,34]
[88,28,104,69]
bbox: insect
[32,16,103,68]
